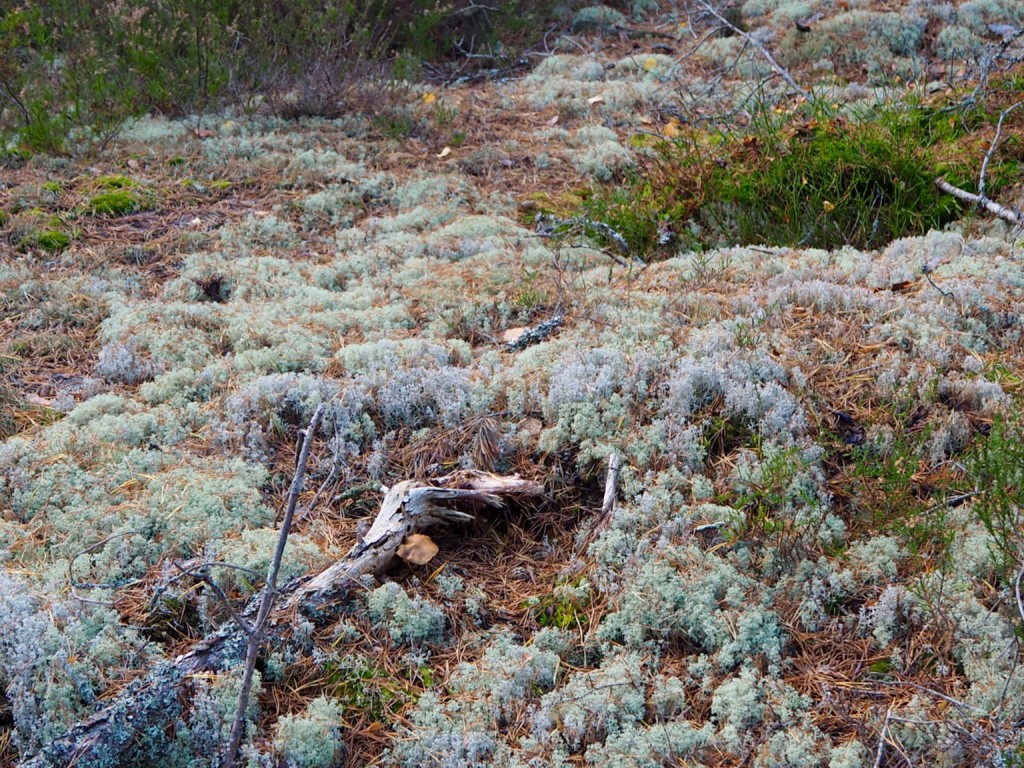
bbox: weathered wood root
[17,472,543,768]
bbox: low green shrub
[0,0,551,153]
[965,410,1024,583]
[577,98,1021,257]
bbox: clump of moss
[214,527,332,595]
[274,697,346,768]
[571,4,627,32]
[367,582,446,647]
[96,174,136,189]
[21,229,71,252]
[40,180,62,200]
[88,190,142,216]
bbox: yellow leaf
[663,121,680,138]
[644,57,658,71]
[822,200,835,212]
[423,92,437,105]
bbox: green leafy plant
[323,657,404,722]
[728,440,814,542]
[529,581,589,631]
[965,411,1024,582]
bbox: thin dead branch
[935,177,1022,226]
[979,101,1024,201]
[692,0,814,103]
[223,403,324,768]
[935,101,1024,229]
[872,705,893,768]
[534,213,645,268]
[69,530,145,605]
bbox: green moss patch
[87,189,142,216]
[95,174,136,189]
[32,229,72,252]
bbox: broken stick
[574,451,622,555]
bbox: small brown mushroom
[396,533,439,565]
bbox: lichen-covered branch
[15,472,543,768]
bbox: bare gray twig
[223,403,325,768]
[872,706,893,768]
[935,177,1022,226]
[1016,565,1024,626]
[692,0,813,103]
[979,101,1024,201]
[168,560,256,638]
[68,530,145,605]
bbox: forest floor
[2,3,1024,767]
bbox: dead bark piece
[16,471,544,768]
[503,315,565,351]
[795,11,824,31]
[600,452,621,519]
[518,417,543,437]
[574,452,622,555]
